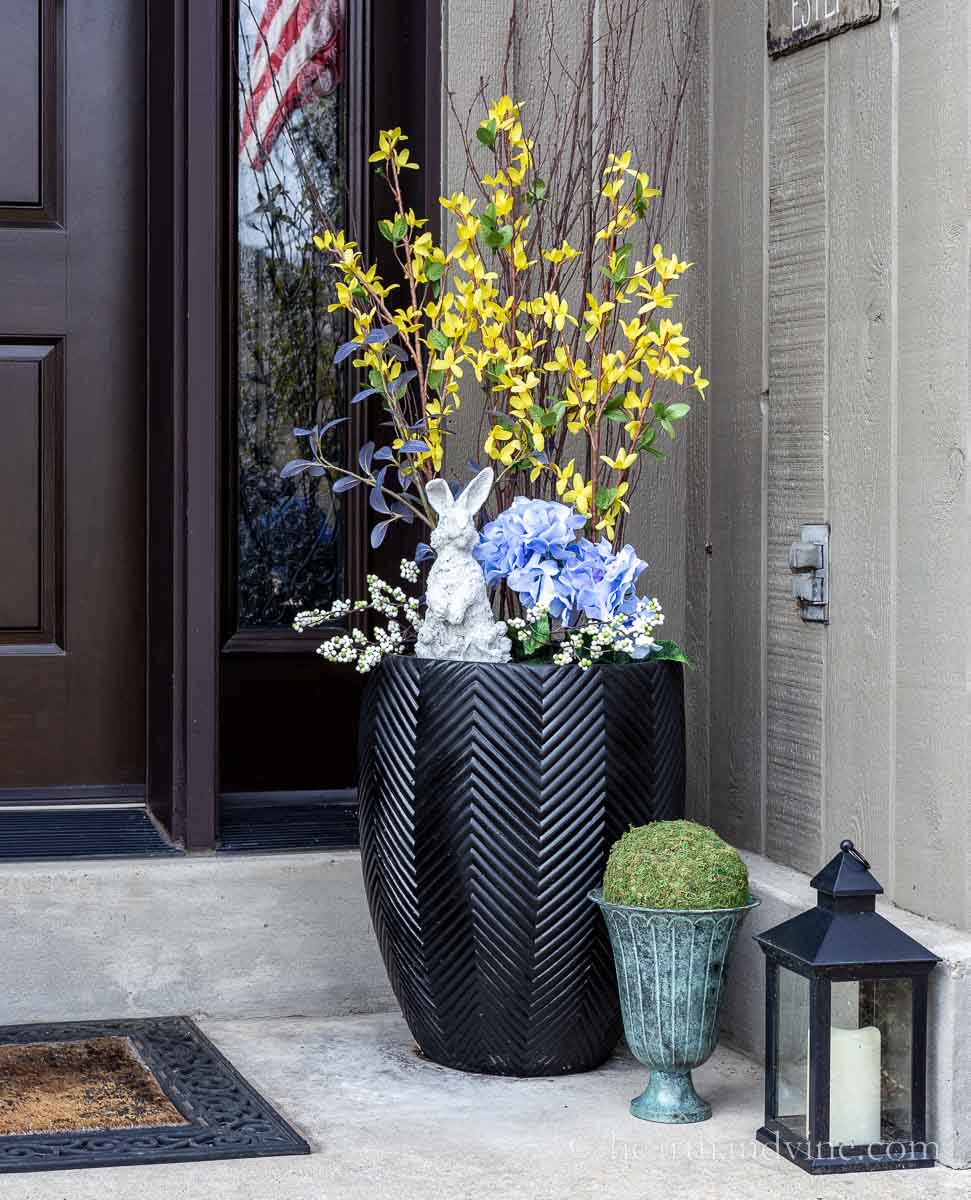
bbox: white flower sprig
[551,597,665,669]
[293,560,424,673]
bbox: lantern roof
[810,839,883,897]
[755,840,941,973]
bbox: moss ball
[602,820,749,910]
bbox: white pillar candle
[828,1025,882,1145]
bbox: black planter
[358,654,685,1076]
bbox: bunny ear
[424,478,454,516]
[457,467,494,518]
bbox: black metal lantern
[755,840,940,1174]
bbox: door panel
[0,0,146,791]
[0,4,42,206]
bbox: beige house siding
[706,0,970,927]
[442,0,969,929]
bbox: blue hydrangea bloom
[556,538,647,625]
[506,553,574,619]
[475,497,647,626]
[474,497,586,585]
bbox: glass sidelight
[234,0,347,629]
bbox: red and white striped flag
[239,0,343,170]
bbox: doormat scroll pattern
[0,1016,309,1174]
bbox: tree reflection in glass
[236,0,345,628]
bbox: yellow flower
[538,292,576,332]
[552,459,576,497]
[487,95,522,130]
[543,346,572,373]
[621,316,648,341]
[327,280,358,313]
[652,243,692,280]
[492,189,514,218]
[692,365,710,396]
[604,150,633,175]
[484,424,513,460]
[431,346,464,380]
[561,473,594,516]
[636,281,675,315]
[582,294,615,342]
[601,449,638,472]
[634,171,661,198]
[511,237,536,272]
[543,240,580,265]
[392,306,423,334]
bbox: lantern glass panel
[775,966,810,1138]
[827,979,913,1145]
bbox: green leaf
[476,120,498,149]
[651,640,694,668]
[614,242,634,284]
[539,408,562,429]
[527,404,545,422]
[378,219,396,243]
[635,427,657,451]
[368,369,383,390]
[495,412,516,432]
[428,329,449,352]
[595,485,619,511]
[659,417,676,439]
[426,368,446,393]
[603,393,628,423]
[526,177,547,206]
[392,213,409,240]
[424,259,444,283]
[520,613,552,658]
[666,402,691,420]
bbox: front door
[0,1,146,797]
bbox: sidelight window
[234,0,347,629]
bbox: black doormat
[0,807,182,861]
[0,1017,309,1174]
[218,791,359,852]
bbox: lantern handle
[839,839,871,870]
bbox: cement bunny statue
[414,467,512,663]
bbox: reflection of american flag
[240,0,343,169]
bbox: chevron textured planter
[358,654,685,1076]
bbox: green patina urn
[591,821,759,1123]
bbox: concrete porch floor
[3,1012,966,1200]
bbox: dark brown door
[0,1,146,795]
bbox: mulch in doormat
[0,1017,309,1174]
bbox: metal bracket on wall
[789,523,830,623]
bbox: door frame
[145,0,442,849]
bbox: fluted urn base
[631,1070,711,1124]
[358,655,686,1077]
